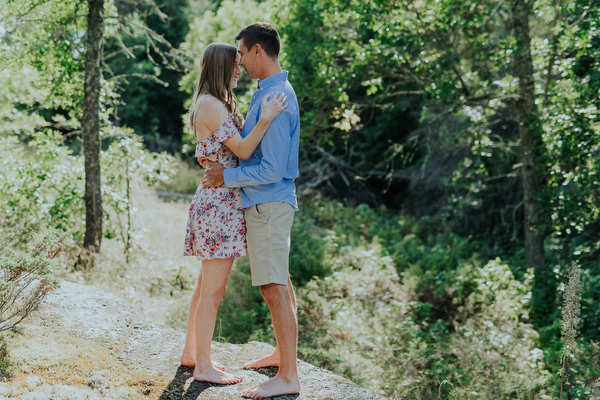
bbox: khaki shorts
[244,201,295,286]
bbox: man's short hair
[235,22,280,59]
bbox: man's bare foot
[242,376,300,398]
[180,353,225,371]
[243,352,280,369]
[193,365,243,384]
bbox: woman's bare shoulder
[195,95,229,132]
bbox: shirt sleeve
[223,110,292,188]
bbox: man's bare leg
[191,258,242,384]
[243,275,296,369]
[242,282,300,398]
[180,268,225,371]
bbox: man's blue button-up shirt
[223,71,300,210]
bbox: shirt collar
[257,71,289,90]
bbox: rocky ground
[1,280,387,400]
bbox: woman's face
[231,54,242,89]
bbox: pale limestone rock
[22,280,388,400]
[88,371,109,390]
[25,375,43,389]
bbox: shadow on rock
[159,365,251,399]
[158,365,211,400]
[250,366,278,378]
[183,380,213,399]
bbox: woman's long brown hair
[189,43,243,132]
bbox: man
[203,22,301,398]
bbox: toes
[242,385,259,398]
[193,368,242,385]
[222,374,243,385]
[213,362,225,371]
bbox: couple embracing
[181,22,301,399]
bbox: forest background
[0,0,599,398]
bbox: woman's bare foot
[243,352,280,369]
[181,352,225,371]
[193,365,243,384]
[242,376,300,398]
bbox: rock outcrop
[2,281,387,399]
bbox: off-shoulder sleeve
[195,115,238,157]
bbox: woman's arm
[223,92,287,160]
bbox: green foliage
[104,0,190,152]
[0,0,191,154]
[537,264,600,399]
[0,67,49,138]
[214,258,273,344]
[288,204,330,287]
[157,159,203,195]
[274,0,599,291]
[0,218,68,332]
[542,0,600,241]
[0,133,85,236]
[297,244,550,398]
[295,197,484,320]
[102,127,176,260]
[0,126,175,255]
[0,336,10,375]
[274,0,424,170]
[0,0,87,129]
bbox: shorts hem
[251,276,289,287]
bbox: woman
[181,42,286,384]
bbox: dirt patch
[4,322,169,398]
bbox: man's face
[237,39,258,79]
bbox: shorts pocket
[254,204,268,222]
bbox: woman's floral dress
[183,115,247,260]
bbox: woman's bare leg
[193,258,242,384]
[181,267,202,366]
[180,267,225,370]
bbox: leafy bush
[297,246,551,399]
[0,218,68,332]
[0,129,176,263]
[0,133,85,236]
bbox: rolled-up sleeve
[223,110,292,188]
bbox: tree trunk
[512,0,553,324]
[82,0,105,253]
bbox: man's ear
[254,44,262,55]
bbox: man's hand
[202,161,225,188]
